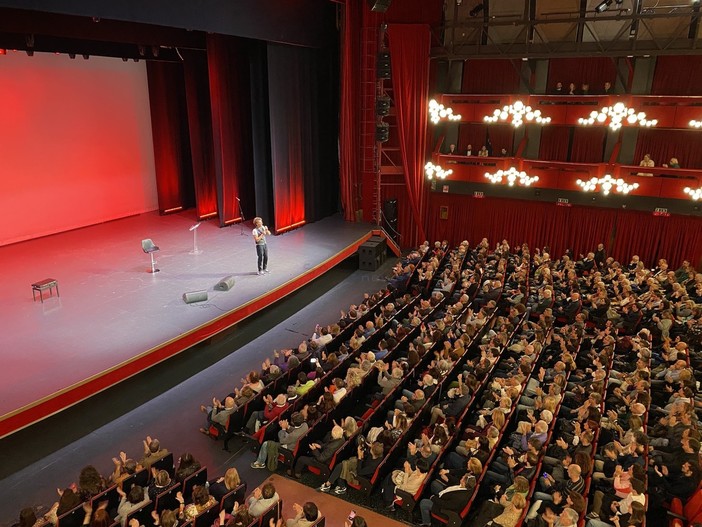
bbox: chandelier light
[576,174,639,195]
[484,167,539,186]
[578,102,657,131]
[425,162,453,180]
[483,100,551,128]
[689,120,702,129]
[684,187,702,200]
[428,99,462,124]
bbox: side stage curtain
[462,59,519,94]
[207,34,253,226]
[651,56,702,95]
[634,129,702,169]
[182,50,217,219]
[570,127,606,163]
[387,24,430,246]
[146,61,194,213]
[539,126,570,162]
[547,57,617,92]
[339,0,362,220]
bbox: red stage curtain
[651,56,702,95]
[339,0,361,221]
[146,61,194,213]
[547,57,616,93]
[634,129,702,169]
[539,126,570,162]
[462,60,520,94]
[570,127,606,163]
[458,124,514,155]
[182,50,218,220]
[387,24,431,246]
[427,194,702,268]
[206,35,251,226]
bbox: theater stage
[0,212,378,438]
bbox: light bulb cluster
[576,175,639,195]
[425,162,453,180]
[484,167,539,187]
[684,187,702,200]
[483,100,551,128]
[689,120,702,128]
[578,102,657,131]
[428,99,462,125]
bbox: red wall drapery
[427,193,702,268]
[539,126,570,162]
[462,60,520,94]
[651,56,702,95]
[570,127,606,163]
[457,124,514,155]
[387,24,431,246]
[547,57,617,93]
[634,129,702,169]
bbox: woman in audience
[77,466,106,502]
[181,485,217,521]
[208,467,241,504]
[175,452,201,483]
[148,469,173,501]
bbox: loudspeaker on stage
[214,275,236,291]
[183,290,208,304]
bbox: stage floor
[0,212,373,434]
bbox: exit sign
[473,191,484,198]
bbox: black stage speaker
[376,121,389,142]
[382,198,399,242]
[376,95,391,116]
[358,239,387,271]
[214,275,236,291]
[183,290,208,304]
[369,0,392,13]
[377,51,391,79]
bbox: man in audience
[247,482,280,517]
[251,412,309,470]
[417,472,474,527]
[199,395,236,437]
[139,437,169,470]
[285,501,321,527]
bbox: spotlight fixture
[429,99,462,124]
[469,3,485,16]
[0,49,6,55]
[684,187,702,200]
[483,100,551,128]
[484,167,539,187]
[595,0,613,13]
[425,162,453,180]
[577,102,657,131]
[576,175,639,195]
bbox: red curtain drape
[651,56,702,95]
[462,59,520,94]
[427,193,702,268]
[182,50,218,219]
[539,126,570,161]
[634,129,702,169]
[458,124,514,155]
[570,127,606,163]
[387,24,430,246]
[547,57,617,93]
[339,0,361,221]
[146,61,194,213]
[206,35,250,226]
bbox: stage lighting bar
[425,162,453,180]
[484,167,539,187]
[429,99,462,124]
[578,102,657,131]
[576,175,639,195]
[483,100,551,128]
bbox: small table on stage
[32,278,59,303]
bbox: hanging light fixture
[484,167,539,186]
[689,120,702,128]
[425,162,453,180]
[483,100,551,128]
[576,174,639,195]
[684,187,702,200]
[428,99,462,124]
[577,102,657,131]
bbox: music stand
[236,197,248,236]
[189,223,202,255]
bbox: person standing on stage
[253,217,271,275]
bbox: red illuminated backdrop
[0,52,157,246]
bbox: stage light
[485,167,539,187]
[429,99,462,124]
[595,0,612,13]
[483,101,551,127]
[578,103,656,130]
[469,3,485,16]
[684,187,702,200]
[0,49,5,55]
[425,162,453,180]
[689,119,702,128]
[576,175,639,195]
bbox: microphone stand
[236,197,248,236]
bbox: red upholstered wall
[0,52,157,246]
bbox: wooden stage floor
[0,212,374,437]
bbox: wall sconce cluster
[578,102,657,131]
[429,99,462,124]
[684,187,702,200]
[576,174,639,195]
[484,167,539,186]
[483,100,551,128]
[425,162,453,180]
